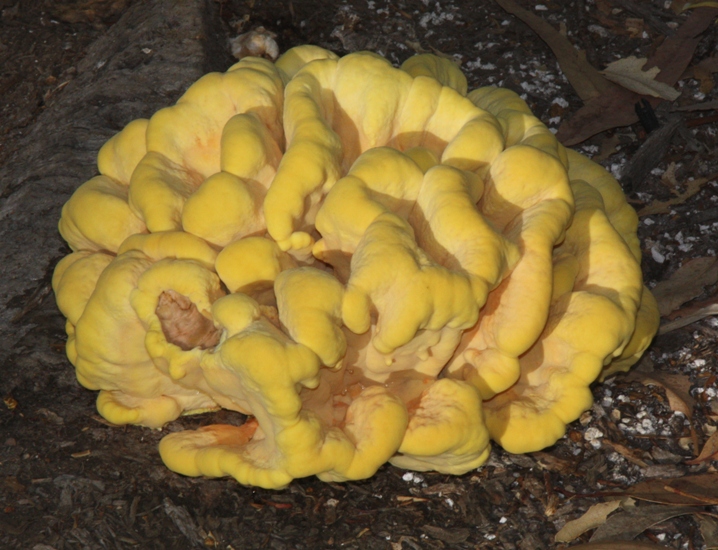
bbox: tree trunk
[0,0,230,382]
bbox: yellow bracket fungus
[53,46,659,489]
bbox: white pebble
[584,427,604,441]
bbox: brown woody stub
[156,290,221,350]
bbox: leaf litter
[554,6,718,144]
[638,175,715,217]
[3,1,718,549]
[590,502,703,542]
[555,500,623,543]
[651,257,718,317]
[601,56,682,101]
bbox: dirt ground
[1,0,718,549]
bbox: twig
[686,113,718,128]
[674,99,718,112]
[659,303,718,334]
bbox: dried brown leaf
[687,431,718,464]
[494,0,613,101]
[555,83,640,145]
[644,9,718,84]
[555,500,622,542]
[590,504,699,542]
[637,176,711,216]
[557,7,718,145]
[620,474,718,506]
[651,257,718,316]
[627,370,695,418]
[601,57,681,100]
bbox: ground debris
[2,1,718,550]
[591,502,700,542]
[163,497,206,548]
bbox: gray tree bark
[0,0,230,388]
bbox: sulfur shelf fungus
[53,45,659,489]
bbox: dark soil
[1,1,717,549]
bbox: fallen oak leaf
[686,431,718,464]
[557,7,718,145]
[494,0,614,101]
[557,86,645,146]
[601,56,681,100]
[651,257,718,316]
[555,500,623,543]
[646,10,718,85]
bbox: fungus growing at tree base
[53,45,659,488]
